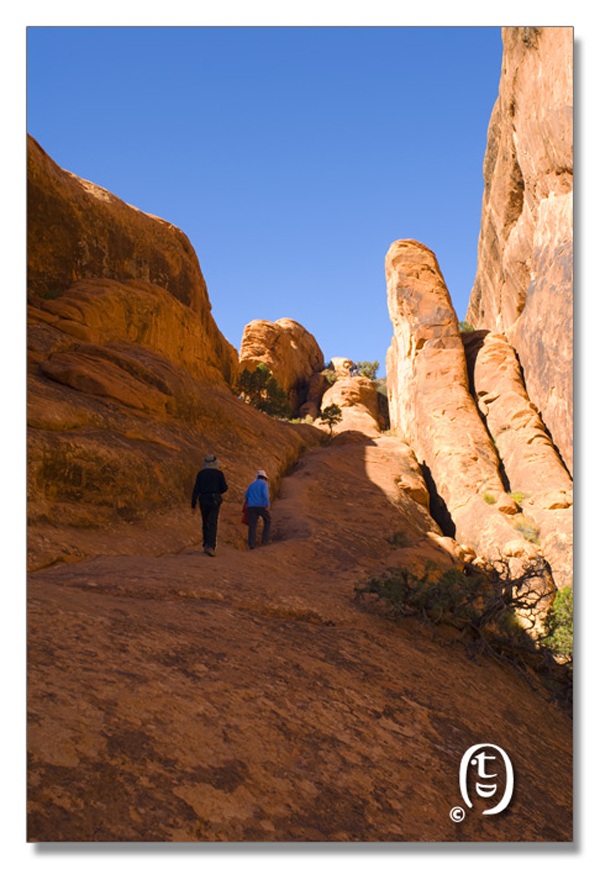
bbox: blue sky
[27,26,503,375]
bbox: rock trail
[28,432,572,842]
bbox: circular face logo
[458,743,514,816]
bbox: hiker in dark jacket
[244,470,271,550]
[191,454,228,556]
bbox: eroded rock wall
[27,136,321,570]
[466,26,573,473]
[463,330,572,586]
[385,240,524,560]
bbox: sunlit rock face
[385,239,524,559]
[466,26,573,474]
[239,318,324,415]
[316,376,384,439]
[27,135,321,570]
[463,330,572,586]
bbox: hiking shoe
[206,548,216,557]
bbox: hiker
[191,454,228,557]
[349,363,359,378]
[244,470,271,550]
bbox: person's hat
[256,469,268,480]
[202,454,220,469]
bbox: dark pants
[199,495,221,550]
[247,507,271,549]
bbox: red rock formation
[298,371,328,420]
[385,239,530,560]
[239,318,324,415]
[463,330,572,586]
[317,376,383,439]
[27,136,321,570]
[466,27,573,473]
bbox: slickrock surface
[463,331,572,587]
[239,318,325,415]
[27,136,321,571]
[466,27,573,473]
[28,433,572,842]
[385,240,524,559]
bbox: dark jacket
[191,468,228,509]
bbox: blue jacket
[245,478,270,508]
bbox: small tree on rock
[319,403,342,434]
[355,360,380,380]
[238,363,291,418]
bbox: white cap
[256,470,268,479]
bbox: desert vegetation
[237,363,292,418]
[355,555,572,708]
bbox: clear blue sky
[27,26,503,375]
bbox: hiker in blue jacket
[244,470,271,550]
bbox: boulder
[239,318,324,415]
[316,376,383,438]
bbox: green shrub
[237,364,292,418]
[355,360,380,380]
[483,492,496,505]
[355,557,570,708]
[511,491,527,506]
[356,565,492,627]
[458,321,475,333]
[542,586,573,665]
[322,367,339,386]
[355,557,557,648]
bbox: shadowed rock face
[239,318,324,415]
[27,136,322,570]
[466,27,573,473]
[385,240,522,559]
